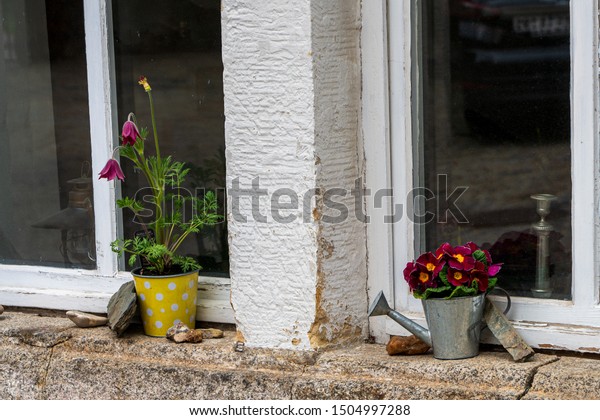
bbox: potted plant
[99,76,221,337]
[402,241,505,359]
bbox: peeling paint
[312,207,321,221]
[578,347,600,353]
[539,343,569,350]
[318,237,334,259]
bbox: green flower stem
[169,220,203,253]
[140,89,165,245]
[147,90,161,166]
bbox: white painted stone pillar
[222,0,367,349]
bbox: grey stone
[1,312,599,400]
[484,298,534,362]
[107,281,138,336]
[0,343,51,399]
[524,356,600,400]
[0,312,73,348]
[66,311,108,328]
[0,305,4,315]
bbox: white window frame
[363,0,600,352]
[0,0,232,323]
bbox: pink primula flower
[98,158,125,181]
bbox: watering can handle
[487,287,511,315]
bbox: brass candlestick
[530,194,556,298]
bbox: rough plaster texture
[222,0,367,349]
[308,0,368,348]
[3,311,600,400]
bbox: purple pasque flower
[447,267,470,287]
[121,120,140,146]
[439,243,475,271]
[403,261,439,293]
[98,158,125,181]
[416,252,445,277]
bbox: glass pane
[0,0,95,268]
[113,0,227,276]
[418,0,571,299]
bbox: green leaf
[117,197,144,213]
[438,266,450,286]
[472,249,487,264]
[414,284,451,299]
[488,277,498,291]
[448,285,478,299]
[172,255,201,272]
[128,255,138,267]
[119,145,136,161]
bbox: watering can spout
[368,291,432,347]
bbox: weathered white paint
[361,0,395,343]
[84,0,120,276]
[0,264,233,322]
[196,276,235,323]
[310,0,368,348]
[571,0,600,309]
[388,0,421,314]
[223,0,367,349]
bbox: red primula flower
[98,158,125,181]
[404,261,439,292]
[440,243,475,271]
[470,261,489,292]
[447,267,470,287]
[121,120,140,146]
[416,252,445,277]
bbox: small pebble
[66,310,109,328]
[386,335,430,356]
[171,330,203,343]
[198,328,224,339]
[166,321,203,344]
[0,304,4,315]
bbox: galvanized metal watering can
[369,290,511,360]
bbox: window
[416,0,572,300]
[0,1,94,269]
[363,0,600,351]
[112,0,228,276]
[0,0,231,322]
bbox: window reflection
[113,0,228,276]
[419,0,572,299]
[0,0,95,268]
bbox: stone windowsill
[0,310,598,399]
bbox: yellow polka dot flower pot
[132,268,199,337]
